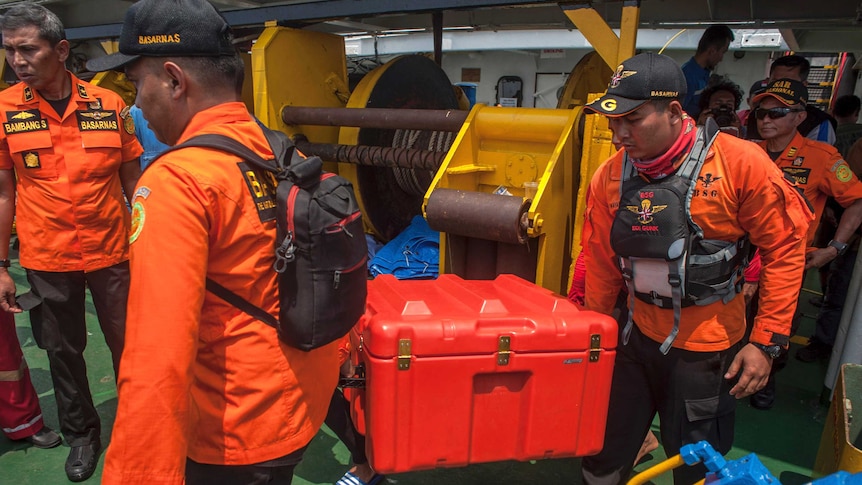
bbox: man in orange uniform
[86,1,339,483]
[0,5,141,482]
[580,53,811,485]
[750,79,862,407]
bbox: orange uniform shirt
[0,73,142,272]
[102,103,338,485]
[759,132,862,246]
[583,133,812,350]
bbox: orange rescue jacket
[0,73,142,271]
[759,132,862,246]
[102,103,339,485]
[583,133,812,350]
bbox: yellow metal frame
[814,364,862,475]
[90,70,136,106]
[423,104,581,294]
[561,1,641,69]
[570,92,616,263]
[558,1,642,290]
[252,22,349,145]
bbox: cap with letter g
[584,52,687,117]
[86,0,234,73]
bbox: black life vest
[611,119,751,354]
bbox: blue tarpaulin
[369,216,439,279]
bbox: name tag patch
[4,110,48,134]
[239,162,277,223]
[76,110,119,131]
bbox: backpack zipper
[333,256,368,289]
[325,211,361,236]
[273,185,300,273]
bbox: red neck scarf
[630,115,697,179]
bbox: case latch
[589,334,601,362]
[497,335,512,365]
[397,338,412,370]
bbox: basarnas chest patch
[76,110,119,131]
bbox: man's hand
[0,270,20,313]
[743,281,758,308]
[805,246,838,269]
[725,343,773,398]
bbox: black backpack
[157,126,368,351]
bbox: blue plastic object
[679,441,778,485]
[455,83,477,108]
[674,440,862,485]
[811,471,862,485]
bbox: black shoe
[65,441,101,482]
[22,426,61,449]
[795,340,833,363]
[750,378,776,410]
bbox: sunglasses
[754,107,804,120]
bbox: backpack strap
[154,126,293,174]
[205,278,279,329]
[150,125,296,332]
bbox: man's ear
[793,108,808,127]
[162,61,187,100]
[668,100,685,124]
[55,39,70,64]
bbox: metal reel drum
[339,55,460,242]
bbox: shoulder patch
[835,163,853,183]
[120,106,135,135]
[129,201,145,244]
[133,186,151,200]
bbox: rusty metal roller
[425,188,529,245]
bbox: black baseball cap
[751,78,808,107]
[86,0,235,73]
[584,53,687,117]
[748,78,768,99]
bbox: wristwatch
[751,342,782,359]
[0,259,9,268]
[828,239,849,256]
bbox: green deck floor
[0,263,836,484]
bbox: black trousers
[186,445,307,485]
[582,324,740,485]
[26,261,129,446]
[324,388,368,466]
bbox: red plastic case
[351,274,617,474]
